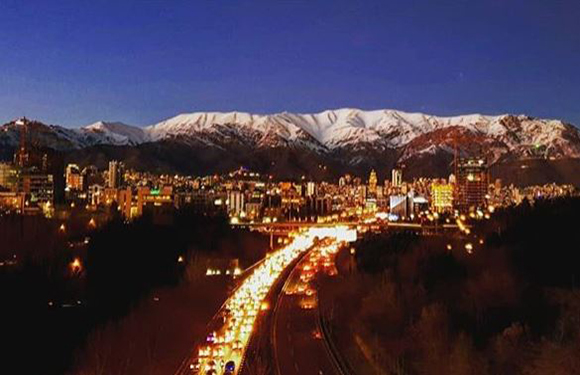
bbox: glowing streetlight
[465,243,473,254]
[70,257,82,273]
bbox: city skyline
[1,0,580,127]
[2,2,580,374]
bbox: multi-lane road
[175,226,355,375]
[271,240,343,375]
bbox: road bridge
[232,221,466,248]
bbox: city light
[70,258,82,273]
[465,243,473,254]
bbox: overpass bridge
[232,221,465,248]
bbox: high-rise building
[19,174,54,205]
[448,173,457,185]
[306,181,317,197]
[13,118,32,168]
[228,190,245,215]
[81,165,99,191]
[456,158,488,211]
[390,195,409,219]
[65,164,83,191]
[368,169,378,195]
[392,168,403,187]
[431,183,454,213]
[108,160,123,188]
[0,163,19,191]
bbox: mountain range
[2,109,580,185]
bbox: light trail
[187,226,356,375]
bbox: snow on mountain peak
[81,121,149,145]
[139,109,580,154]
[2,109,578,163]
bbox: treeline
[333,197,580,375]
[1,209,267,375]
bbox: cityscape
[1,117,575,223]
[2,2,580,375]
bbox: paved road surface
[272,244,340,375]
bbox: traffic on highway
[180,226,356,375]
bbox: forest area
[0,208,267,375]
[323,198,580,375]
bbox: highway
[174,226,356,375]
[271,239,343,375]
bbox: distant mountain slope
[143,109,580,162]
[1,109,580,184]
[84,121,149,145]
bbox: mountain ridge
[2,108,580,184]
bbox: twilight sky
[0,0,579,127]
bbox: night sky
[1,0,579,127]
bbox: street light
[465,243,473,254]
[70,258,82,273]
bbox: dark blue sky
[1,0,579,127]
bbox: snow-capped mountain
[83,121,149,145]
[141,109,580,163]
[1,109,580,180]
[0,119,146,150]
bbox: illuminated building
[228,190,245,215]
[306,181,317,197]
[103,188,120,206]
[431,183,454,213]
[456,158,488,211]
[391,168,403,187]
[88,184,103,206]
[13,118,33,168]
[306,196,332,216]
[118,187,133,218]
[245,201,262,220]
[389,195,409,219]
[368,169,377,195]
[390,192,427,219]
[0,162,19,191]
[19,174,54,205]
[107,160,123,188]
[0,192,25,212]
[141,186,174,223]
[65,164,83,191]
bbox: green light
[150,189,160,196]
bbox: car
[212,345,225,358]
[198,346,211,358]
[189,358,201,373]
[232,339,243,350]
[299,295,317,310]
[224,360,236,374]
[206,360,217,370]
[305,288,316,296]
[296,282,308,294]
